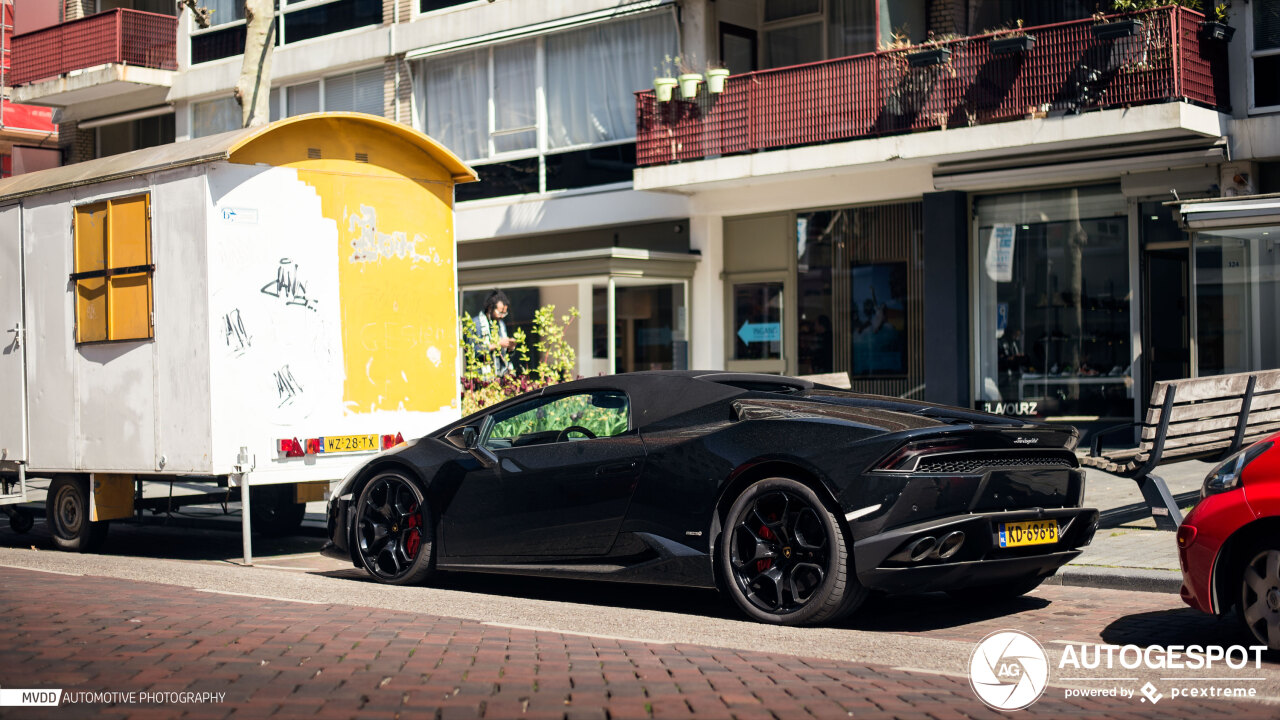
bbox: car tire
[1237,542,1280,649]
[947,575,1046,603]
[353,471,435,585]
[719,477,865,626]
[250,484,307,537]
[45,476,109,553]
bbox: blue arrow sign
[738,321,781,344]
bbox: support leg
[1137,472,1182,531]
[240,474,253,566]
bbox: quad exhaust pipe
[893,530,967,564]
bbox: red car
[1178,433,1280,649]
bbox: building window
[72,194,155,344]
[418,11,676,199]
[95,115,175,158]
[974,186,1131,422]
[1251,0,1280,111]
[191,96,241,138]
[190,68,383,138]
[191,0,381,64]
[420,0,475,13]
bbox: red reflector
[278,438,304,458]
[382,432,405,450]
[305,438,324,455]
[1177,525,1197,548]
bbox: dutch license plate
[323,434,380,453]
[998,519,1059,548]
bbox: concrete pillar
[922,191,970,407]
[688,213,724,370]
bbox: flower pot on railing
[1199,21,1235,42]
[706,68,730,94]
[906,47,951,67]
[653,77,677,102]
[678,73,703,99]
[989,34,1036,54]
[1091,18,1143,40]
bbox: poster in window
[850,262,907,376]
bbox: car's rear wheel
[354,472,434,585]
[719,477,864,625]
[1238,543,1280,649]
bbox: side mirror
[444,425,478,450]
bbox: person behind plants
[475,289,516,376]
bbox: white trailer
[0,113,476,560]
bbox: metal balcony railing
[9,8,177,87]
[636,6,1230,167]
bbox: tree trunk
[234,0,275,127]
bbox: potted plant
[677,55,703,100]
[989,20,1036,54]
[705,62,730,94]
[1091,1,1144,39]
[1200,1,1235,41]
[907,32,957,67]
[653,55,678,102]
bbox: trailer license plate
[998,520,1058,548]
[323,434,380,453]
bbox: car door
[442,389,645,558]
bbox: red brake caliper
[757,524,774,572]
[404,506,422,559]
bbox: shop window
[732,282,783,361]
[1195,229,1280,376]
[72,195,155,344]
[975,186,1131,421]
[592,285,687,372]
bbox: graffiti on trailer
[222,309,251,355]
[261,258,319,311]
[274,364,303,407]
[347,205,442,265]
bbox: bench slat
[1151,369,1280,405]
[1142,390,1280,427]
[1142,406,1280,442]
[1157,421,1280,454]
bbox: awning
[459,247,699,286]
[1177,193,1280,230]
[0,102,57,134]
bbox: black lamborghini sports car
[323,371,1098,625]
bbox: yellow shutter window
[72,194,154,344]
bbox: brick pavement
[0,567,1274,720]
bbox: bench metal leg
[1137,473,1182,531]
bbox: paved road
[2,518,1279,718]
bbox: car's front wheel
[1238,542,1280,649]
[354,471,435,585]
[719,477,864,625]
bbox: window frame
[1248,0,1280,114]
[189,0,380,63]
[71,193,156,345]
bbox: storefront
[972,186,1134,424]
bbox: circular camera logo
[969,630,1049,711]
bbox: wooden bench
[1082,369,1280,530]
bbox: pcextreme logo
[969,630,1050,711]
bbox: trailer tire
[7,507,35,534]
[46,476,109,553]
[250,484,307,537]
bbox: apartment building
[7,0,1280,432]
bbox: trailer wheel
[6,506,35,534]
[250,484,306,537]
[46,476,109,552]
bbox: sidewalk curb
[1045,565,1182,594]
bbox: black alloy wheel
[720,477,864,625]
[354,472,435,585]
[1239,543,1280,649]
[45,475,109,553]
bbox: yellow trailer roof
[0,112,477,203]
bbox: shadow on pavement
[1100,606,1259,650]
[845,591,1051,631]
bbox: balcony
[9,9,177,115]
[635,6,1229,169]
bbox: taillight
[382,432,405,450]
[875,440,970,471]
[305,438,324,455]
[278,438,304,457]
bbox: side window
[72,194,155,344]
[485,391,630,450]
